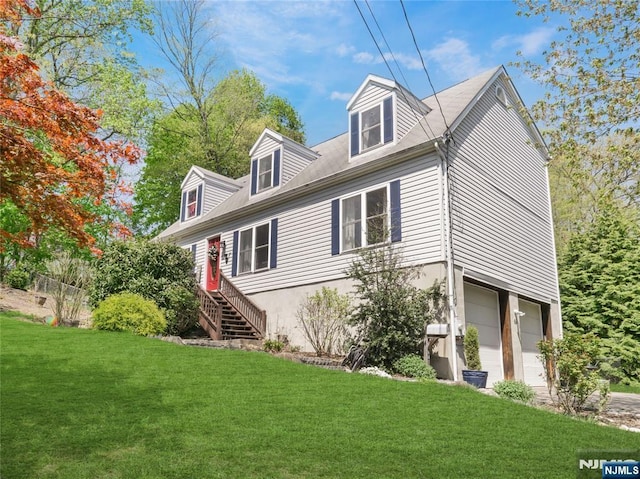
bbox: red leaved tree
[0,0,141,254]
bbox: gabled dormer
[347,75,431,159]
[180,166,242,223]
[249,128,317,197]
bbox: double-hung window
[181,183,203,222]
[251,149,281,195]
[341,187,388,251]
[258,155,273,192]
[234,219,278,275]
[350,96,394,157]
[361,105,381,151]
[186,188,198,219]
[238,224,269,274]
[332,180,401,255]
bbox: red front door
[206,236,221,291]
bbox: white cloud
[336,43,356,57]
[212,1,352,87]
[330,91,352,101]
[424,38,484,81]
[492,27,555,56]
[353,51,378,65]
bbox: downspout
[435,139,458,381]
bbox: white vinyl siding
[208,155,443,294]
[450,78,558,302]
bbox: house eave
[161,138,440,242]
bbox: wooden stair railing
[218,273,266,338]
[196,285,222,340]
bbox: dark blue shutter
[250,159,258,195]
[231,230,239,277]
[180,191,187,221]
[196,184,203,216]
[350,112,359,157]
[270,218,278,269]
[331,199,340,255]
[390,179,402,243]
[383,96,393,144]
[273,150,280,187]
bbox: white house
[158,66,562,386]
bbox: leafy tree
[0,1,142,253]
[16,0,157,144]
[133,69,305,235]
[346,242,445,370]
[515,0,640,252]
[89,239,199,336]
[558,203,640,384]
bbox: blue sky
[139,0,559,147]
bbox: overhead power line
[353,0,436,140]
[399,0,451,136]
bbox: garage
[519,299,546,386]
[463,282,503,387]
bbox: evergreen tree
[559,203,640,384]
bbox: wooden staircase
[196,273,266,341]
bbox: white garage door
[463,283,503,387]
[519,299,546,386]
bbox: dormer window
[361,105,381,150]
[350,96,394,157]
[251,148,281,196]
[258,154,273,191]
[186,188,198,218]
[181,183,203,222]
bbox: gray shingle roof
[158,66,503,240]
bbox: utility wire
[399,0,451,136]
[353,0,436,140]
[363,0,437,139]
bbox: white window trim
[350,95,396,158]
[360,104,382,153]
[257,153,273,193]
[185,186,199,220]
[339,184,390,253]
[253,148,282,195]
[237,221,271,274]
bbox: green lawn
[2,315,638,479]
[610,383,640,394]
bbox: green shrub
[393,354,437,380]
[538,333,609,415]
[89,239,198,335]
[346,241,446,370]
[5,268,31,290]
[493,380,536,404]
[92,293,167,336]
[297,287,350,356]
[263,339,285,352]
[464,325,482,371]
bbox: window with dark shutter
[383,96,393,144]
[350,113,359,157]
